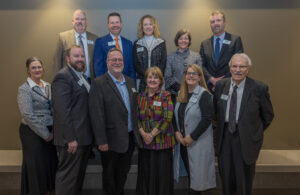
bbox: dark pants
[100,132,135,195]
[55,145,91,195]
[218,125,255,195]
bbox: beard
[70,60,85,72]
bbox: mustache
[232,71,243,75]
[76,22,83,26]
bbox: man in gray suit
[89,48,142,195]
[200,10,243,92]
[52,45,93,195]
[54,9,98,81]
[214,53,274,195]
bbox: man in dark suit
[200,10,243,92]
[89,48,141,195]
[54,9,98,81]
[93,12,136,81]
[52,45,93,195]
[214,53,274,195]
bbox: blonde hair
[177,64,208,103]
[137,15,161,38]
[145,67,164,88]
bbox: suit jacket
[54,29,98,79]
[214,77,274,164]
[200,32,243,90]
[52,65,93,146]
[89,73,142,153]
[93,34,136,81]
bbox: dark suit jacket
[52,66,93,146]
[200,32,243,90]
[93,34,136,81]
[54,29,98,79]
[214,77,274,164]
[89,73,142,153]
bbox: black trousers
[218,125,255,195]
[100,132,135,195]
[55,145,91,195]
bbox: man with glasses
[54,9,98,82]
[200,10,243,92]
[93,12,136,82]
[214,53,274,195]
[89,48,142,195]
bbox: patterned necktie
[214,37,220,66]
[78,35,85,51]
[228,85,238,133]
[115,37,120,50]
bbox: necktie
[228,85,238,133]
[115,37,120,50]
[78,35,85,51]
[214,37,220,66]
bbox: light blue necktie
[214,37,220,66]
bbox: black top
[174,91,213,140]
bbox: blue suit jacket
[93,34,136,81]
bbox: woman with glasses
[173,64,216,194]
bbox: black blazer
[214,77,274,164]
[89,73,142,153]
[200,32,243,90]
[52,66,93,146]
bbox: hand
[98,144,109,152]
[45,132,53,142]
[209,75,225,86]
[183,135,194,147]
[150,127,160,137]
[139,128,154,145]
[67,140,78,154]
[175,131,185,145]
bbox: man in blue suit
[93,12,136,82]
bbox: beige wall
[1,0,299,149]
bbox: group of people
[17,8,274,195]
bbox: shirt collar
[75,31,87,39]
[108,71,125,84]
[27,77,48,88]
[110,33,121,41]
[214,32,226,42]
[67,64,83,79]
[231,77,246,88]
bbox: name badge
[221,94,229,101]
[137,47,144,52]
[131,88,137,93]
[153,101,161,106]
[190,97,197,103]
[87,40,94,45]
[77,79,83,86]
[108,41,115,46]
[223,40,231,45]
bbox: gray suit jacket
[52,66,93,146]
[89,73,142,153]
[17,81,52,139]
[214,77,274,164]
[54,29,98,79]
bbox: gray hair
[229,53,252,67]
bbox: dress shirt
[108,71,132,132]
[75,31,90,78]
[27,77,49,95]
[225,78,246,123]
[110,33,123,51]
[213,32,226,52]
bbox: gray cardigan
[165,48,202,94]
[17,79,52,139]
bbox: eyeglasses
[230,65,249,70]
[108,58,123,63]
[185,71,199,76]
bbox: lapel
[221,79,231,113]
[86,32,92,62]
[105,73,127,110]
[238,77,252,120]
[66,66,87,92]
[69,29,76,47]
[31,85,49,100]
[125,76,134,109]
[209,36,218,67]
[104,34,114,49]
[185,85,201,114]
[121,36,127,58]
[218,32,231,62]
